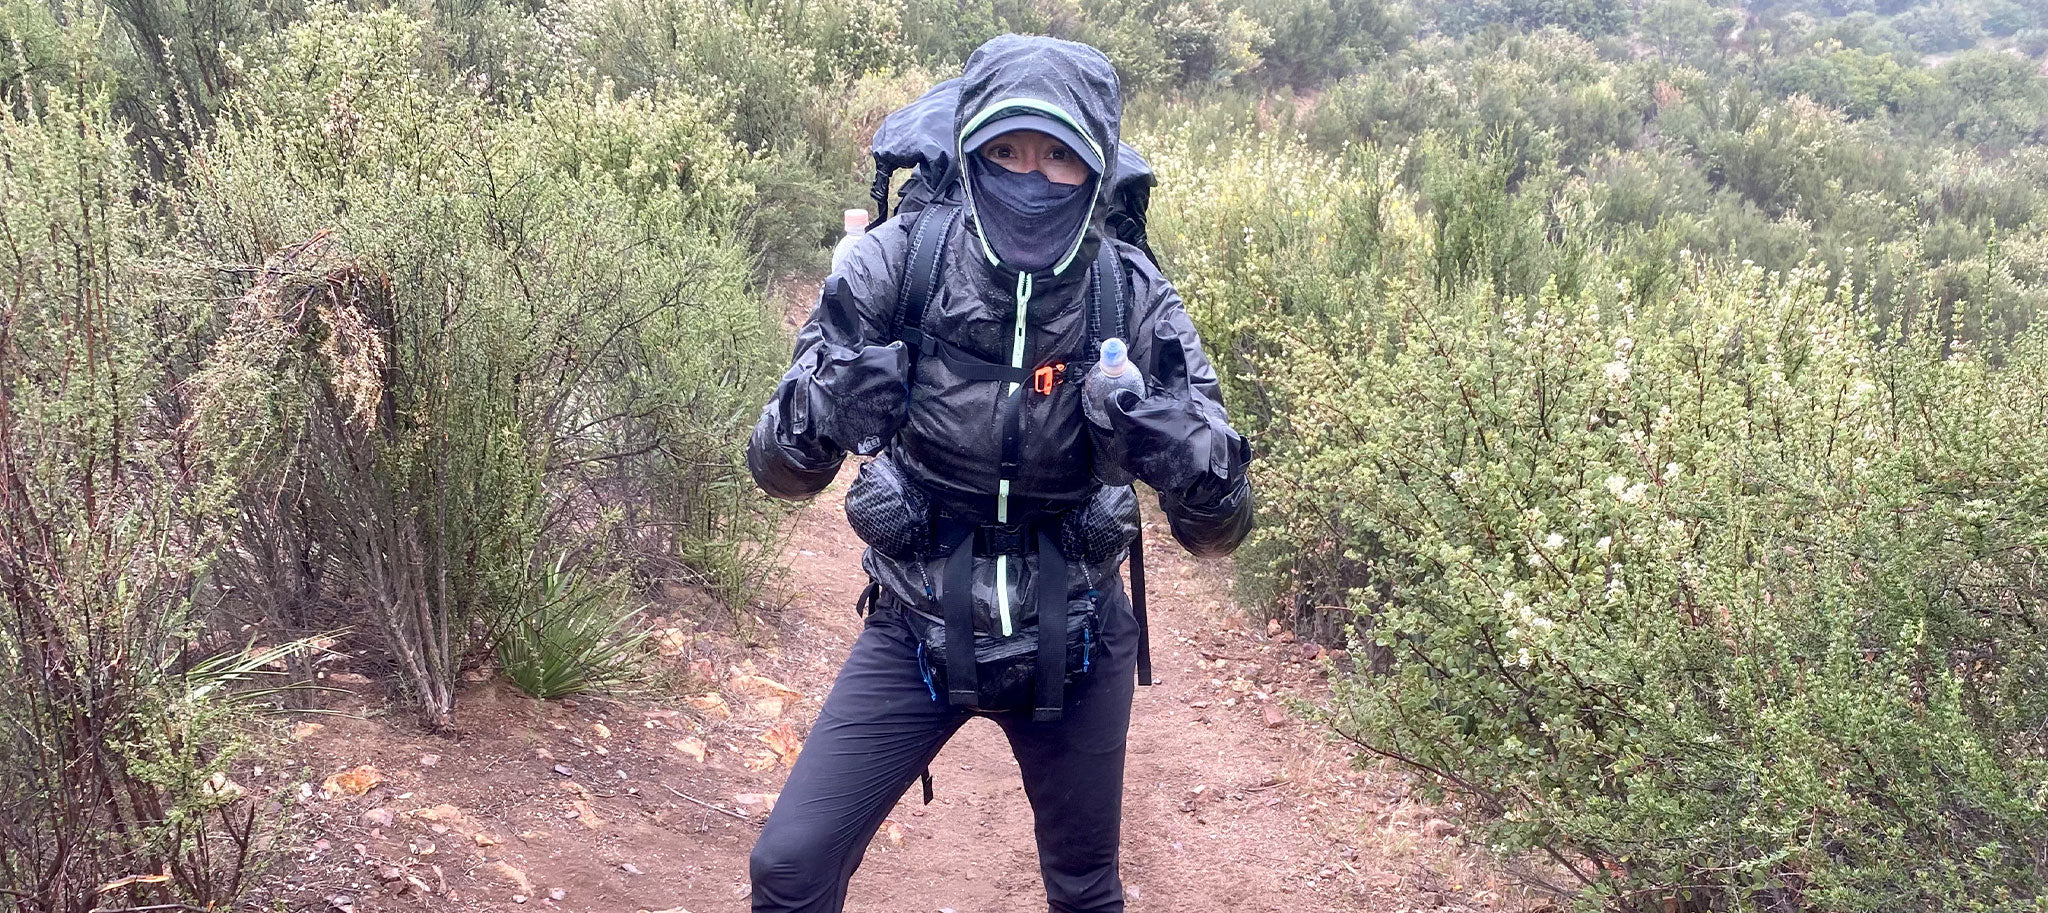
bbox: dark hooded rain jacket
[747,35,1253,612]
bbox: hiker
[744,33,1253,913]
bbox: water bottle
[830,209,867,272]
[1082,338,1146,430]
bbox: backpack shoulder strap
[892,203,959,352]
[1086,241,1129,356]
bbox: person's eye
[987,145,1012,158]
[1048,147,1071,160]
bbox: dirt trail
[262,283,1538,913]
[268,473,1535,913]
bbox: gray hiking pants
[748,584,1139,913]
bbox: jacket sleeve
[746,232,900,501]
[1128,270,1255,558]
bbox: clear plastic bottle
[830,209,867,272]
[1082,337,1146,430]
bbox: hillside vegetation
[3,0,2045,910]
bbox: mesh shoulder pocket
[1059,484,1139,566]
[845,454,931,560]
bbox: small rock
[552,764,574,778]
[512,894,528,904]
[375,866,403,883]
[419,754,440,767]
[620,863,645,876]
[325,894,355,913]
[675,732,708,761]
[548,888,567,902]
[1265,618,1282,637]
[1262,704,1289,729]
[1421,817,1459,839]
[489,861,534,895]
[359,807,396,827]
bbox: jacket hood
[954,35,1123,278]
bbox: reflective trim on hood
[957,97,1101,277]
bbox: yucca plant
[494,557,649,700]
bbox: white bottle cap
[843,209,868,233]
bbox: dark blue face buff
[968,155,1097,274]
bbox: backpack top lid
[871,77,1157,223]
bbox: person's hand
[1101,335,1242,503]
[788,341,910,456]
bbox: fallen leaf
[743,752,779,772]
[288,722,326,742]
[758,721,803,764]
[474,833,502,847]
[684,694,730,720]
[881,819,905,847]
[673,738,707,763]
[751,696,787,718]
[568,799,604,829]
[592,722,612,739]
[320,766,383,799]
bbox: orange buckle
[1032,363,1066,396]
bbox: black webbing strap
[941,542,978,706]
[1130,522,1152,686]
[911,333,1032,386]
[1033,530,1070,722]
[920,769,934,804]
[870,162,893,227]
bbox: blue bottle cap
[1099,338,1127,370]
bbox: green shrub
[0,60,266,913]
[1271,255,2048,910]
[1152,114,2048,908]
[183,6,784,724]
